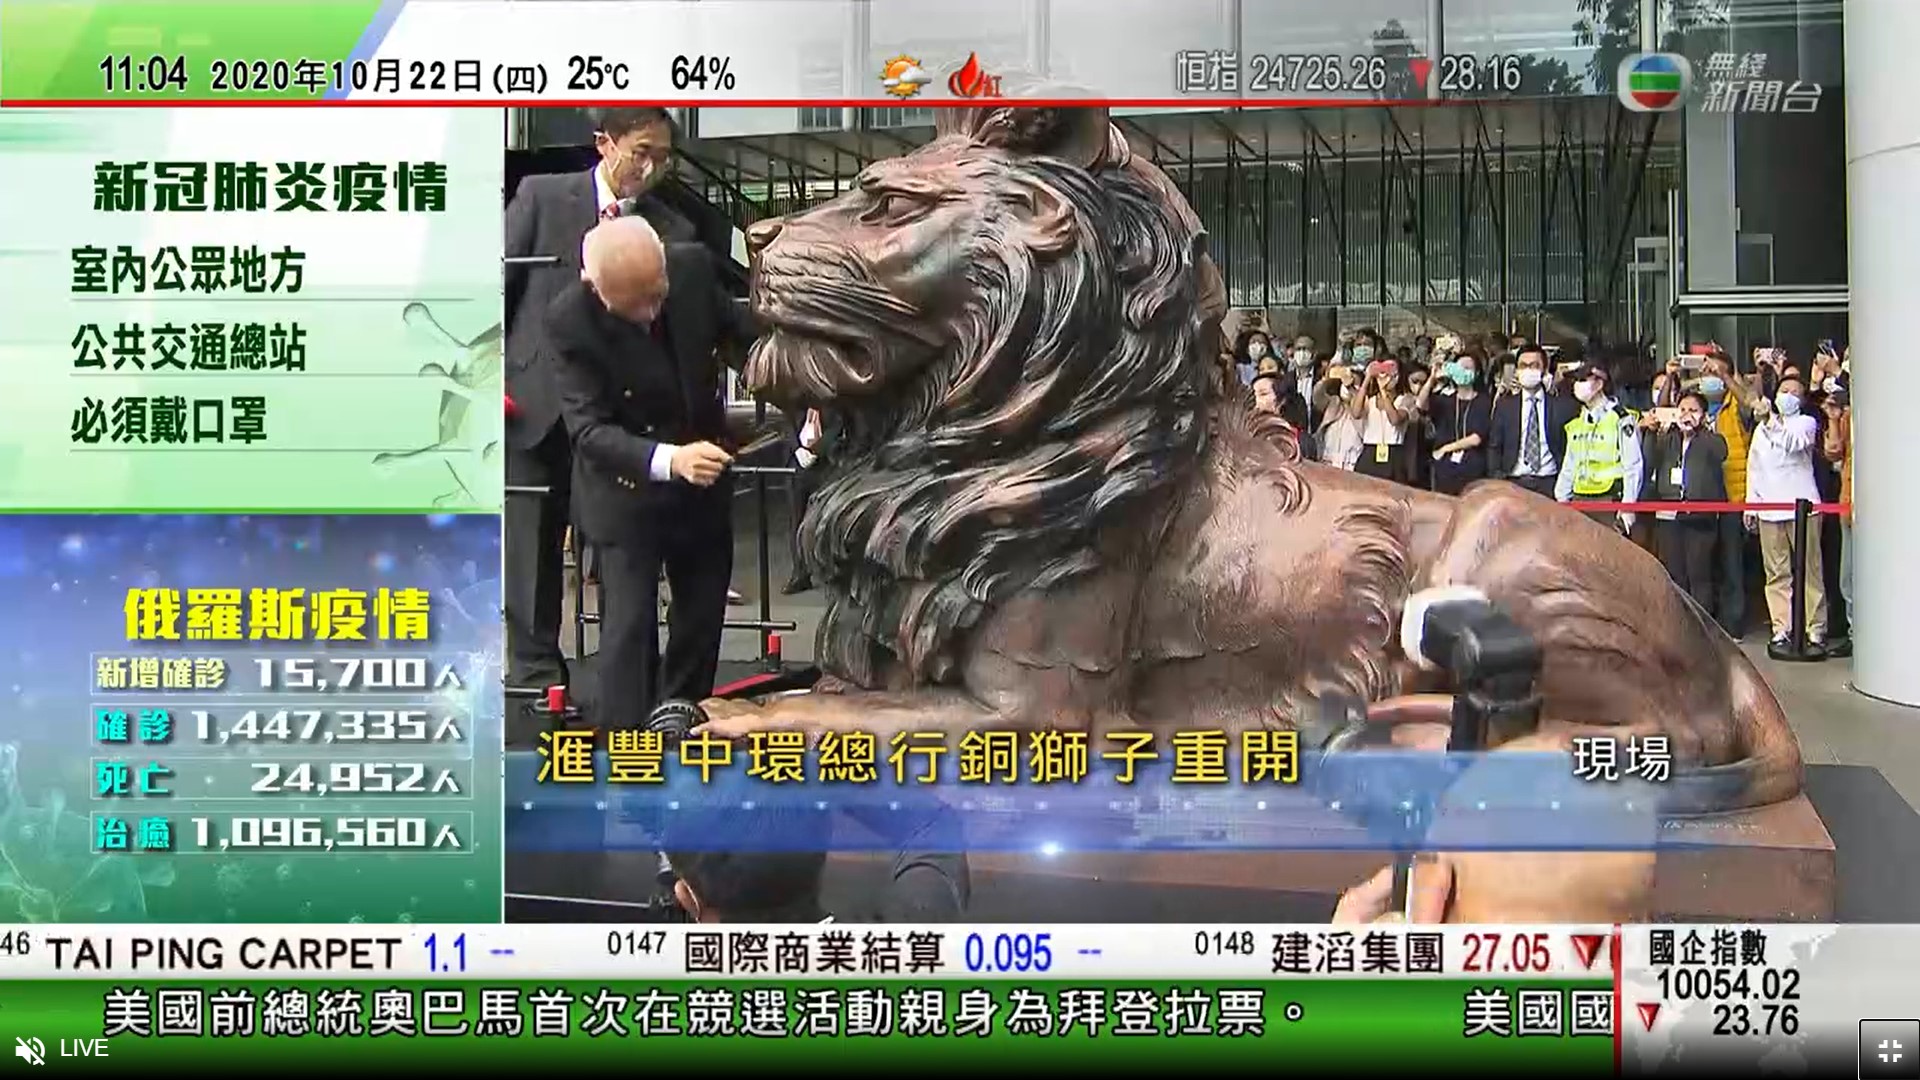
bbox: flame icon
[948,52,1002,98]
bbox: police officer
[1554,363,1643,534]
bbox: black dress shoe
[1824,636,1852,658]
[1767,636,1826,662]
[781,577,813,595]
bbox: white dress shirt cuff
[649,442,679,483]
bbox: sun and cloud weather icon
[880,55,932,98]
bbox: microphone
[639,699,707,896]
[1399,587,1540,689]
[1397,586,1544,758]
[645,699,706,744]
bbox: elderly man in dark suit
[502,107,693,713]
[545,216,759,724]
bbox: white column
[1425,0,1443,100]
[1845,0,1920,706]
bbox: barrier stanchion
[504,482,559,703]
[1771,497,1824,662]
[752,399,775,669]
[1791,498,1810,656]
[568,528,589,667]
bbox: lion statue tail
[1660,634,1806,816]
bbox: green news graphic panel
[0,104,506,926]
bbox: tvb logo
[13,1037,43,1066]
[1617,52,1691,112]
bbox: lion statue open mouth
[708,104,1800,817]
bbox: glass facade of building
[516,0,1846,353]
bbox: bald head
[582,215,668,324]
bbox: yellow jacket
[1713,402,1749,503]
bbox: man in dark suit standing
[502,107,693,710]
[1486,344,1579,497]
[546,216,758,724]
[1641,390,1729,614]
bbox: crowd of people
[1234,328,1854,660]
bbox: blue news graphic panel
[0,514,502,920]
[506,749,1666,854]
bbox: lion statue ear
[935,85,1114,171]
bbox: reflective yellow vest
[1566,404,1629,496]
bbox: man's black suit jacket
[502,169,693,447]
[1486,389,1580,478]
[544,245,758,546]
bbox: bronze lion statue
[701,104,1800,815]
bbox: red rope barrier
[1555,500,1848,515]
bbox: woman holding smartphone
[1347,333,1415,484]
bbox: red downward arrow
[1408,57,1433,88]
[1637,1002,1662,1031]
[1570,933,1608,969]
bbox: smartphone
[1818,338,1837,356]
[1556,360,1581,373]
[1679,353,1705,371]
[1651,407,1682,426]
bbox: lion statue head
[743,105,1216,688]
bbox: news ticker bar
[10,923,1614,980]
[1,0,1434,105]
[0,980,1613,1072]
[0,925,1910,1074]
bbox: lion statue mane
[759,112,1218,689]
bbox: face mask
[1248,342,1269,360]
[1823,377,1841,394]
[1700,375,1726,399]
[1291,348,1314,368]
[611,149,664,199]
[1775,392,1801,416]
[1678,412,1700,431]
[1350,345,1374,365]
[1517,368,1544,389]
[1447,363,1475,387]
[1573,379,1599,404]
